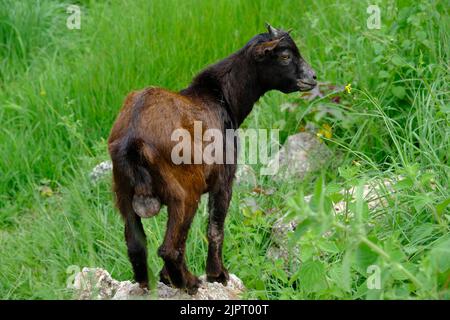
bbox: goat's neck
[218,58,265,126]
[182,54,265,127]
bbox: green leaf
[416,31,427,41]
[410,223,435,244]
[354,242,379,274]
[311,175,325,211]
[419,172,435,186]
[254,278,265,291]
[404,245,419,255]
[325,182,342,194]
[329,192,344,203]
[309,177,333,220]
[289,218,312,247]
[338,166,359,180]
[392,86,406,99]
[413,194,433,212]
[429,235,450,273]
[273,267,289,283]
[317,239,340,254]
[353,281,369,299]
[378,70,390,78]
[392,283,412,299]
[298,260,328,293]
[401,39,412,49]
[341,249,354,292]
[394,177,414,190]
[329,264,350,293]
[384,240,406,263]
[299,244,314,262]
[436,197,450,216]
[391,262,417,281]
[391,55,405,67]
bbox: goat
[108,23,317,294]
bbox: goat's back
[108,87,226,202]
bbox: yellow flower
[345,83,352,94]
[39,186,53,197]
[317,123,332,139]
[40,90,46,96]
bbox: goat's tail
[110,134,161,218]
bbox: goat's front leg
[206,188,232,285]
[158,198,201,294]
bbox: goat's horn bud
[265,22,280,38]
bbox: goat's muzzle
[297,79,317,92]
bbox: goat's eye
[280,54,290,61]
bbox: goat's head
[251,23,317,93]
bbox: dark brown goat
[108,24,316,294]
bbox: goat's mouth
[297,79,317,92]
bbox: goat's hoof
[159,268,173,287]
[185,277,202,295]
[132,195,160,218]
[138,281,149,290]
[207,269,229,286]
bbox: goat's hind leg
[125,214,149,288]
[158,198,201,294]
[159,264,172,286]
[116,183,149,288]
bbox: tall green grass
[0,0,448,299]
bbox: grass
[0,0,449,299]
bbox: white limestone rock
[72,267,245,300]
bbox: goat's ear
[254,38,283,60]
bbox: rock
[71,267,245,300]
[72,267,123,300]
[235,164,257,187]
[332,178,397,215]
[266,210,306,275]
[90,161,112,182]
[266,132,332,181]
